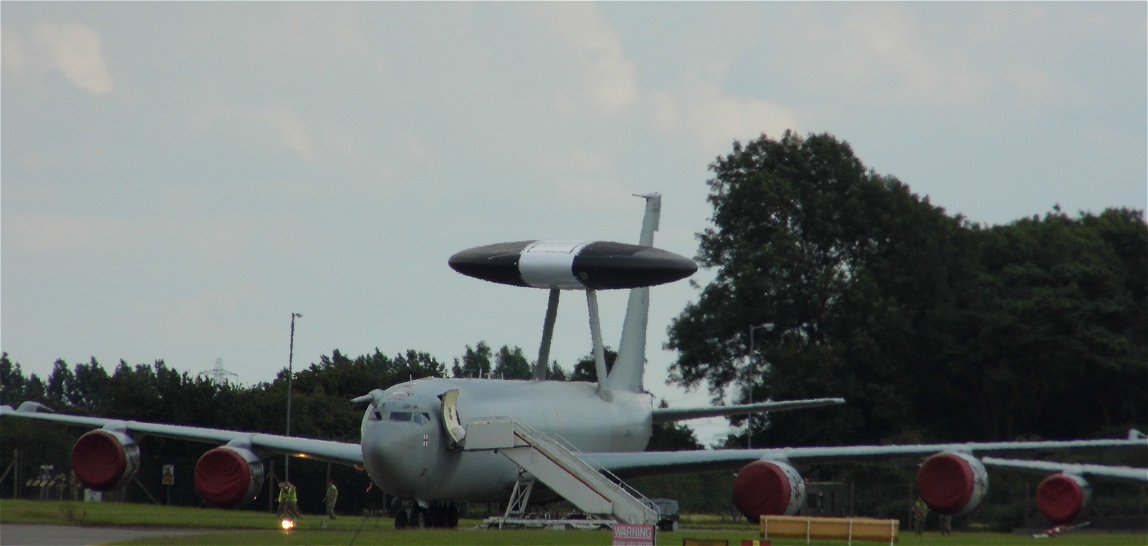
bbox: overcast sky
[3,2,1145,445]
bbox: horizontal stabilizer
[652,397,845,424]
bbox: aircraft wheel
[394,510,408,529]
[411,508,426,529]
[447,503,459,528]
[426,503,443,528]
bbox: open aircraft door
[440,389,466,448]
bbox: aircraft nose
[361,417,429,497]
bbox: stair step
[464,417,658,525]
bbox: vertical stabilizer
[608,194,661,393]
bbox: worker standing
[276,481,301,519]
[276,481,289,518]
[284,481,301,519]
[324,480,339,520]
[912,498,928,535]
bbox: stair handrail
[511,419,658,520]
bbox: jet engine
[72,429,141,491]
[1036,473,1092,524]
[194,446,265,508]
[732,460,806,522]
[916,452,989,515]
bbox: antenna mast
[197,357,238,383]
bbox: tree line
[667,131,1147,449]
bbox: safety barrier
[759,515,899,545]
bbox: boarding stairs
[463,417,658,526]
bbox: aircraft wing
[0,403,362,466]
[652,397,846,423]
[587,435,1148,480]
[982,457,1148,484]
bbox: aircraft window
[372,411,383,421]
[389,411,413,422]
[412,413,425,424]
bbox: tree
[548,361,568,381]
[667,131,1146,446]
[0,353,27,405]
[929,210,1148,439]
[646,400,703,451]
[493,345,532,380]
[71,358,110,413]
[45,360,74,406]
[570,348,616,382]
[451,342,492,378]
[668,131,966,446]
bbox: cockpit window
[389,411,413,422]
[378,411,431,424]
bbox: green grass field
[1,500,1144,546]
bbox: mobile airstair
[462,417,658,526]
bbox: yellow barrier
[682,539,728,546]
[760,515,899,545]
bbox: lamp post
[746,322,773,449]
[285,312,302,482]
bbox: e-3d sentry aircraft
[2,194,1145,529]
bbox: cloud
[1,27,29,77]
[527,3,639,115]
[685,83,801,153]
[648,73,801,153]
[257,104,315,160]
[856,9,985,105]
[786,5,985,108]
[3,214,140,256]
[5,22,115,96]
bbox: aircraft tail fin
[608,194,661,393]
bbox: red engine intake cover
[916,452,988,515]
[731,460,806,522]
[194,447,264,508]
[72,429,139,491]
[1036,474,1091,524]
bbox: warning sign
[612,523,655,546]
[162,464,174,486]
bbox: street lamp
[285,312,302,482]
[746,322,773,449]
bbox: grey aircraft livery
[2,194,1145,529]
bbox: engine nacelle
[194,446,265,508]
[732,460,806,522]
[916,452,989,515]
[72,429,141,491]
[1036,473,1092,524]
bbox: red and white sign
[612,523,656,546]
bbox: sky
[3,2,1145,446]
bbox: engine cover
[194,446,265,508]
[916,452,989,515]
[1036,473,1092,524]
[732,460,806,522]
[72,429,141,491]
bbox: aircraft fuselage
[360,377,653,501]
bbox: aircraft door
[440,389,466,448]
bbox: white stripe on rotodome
[519,240,589,289]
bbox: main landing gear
[392,500,459,529]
